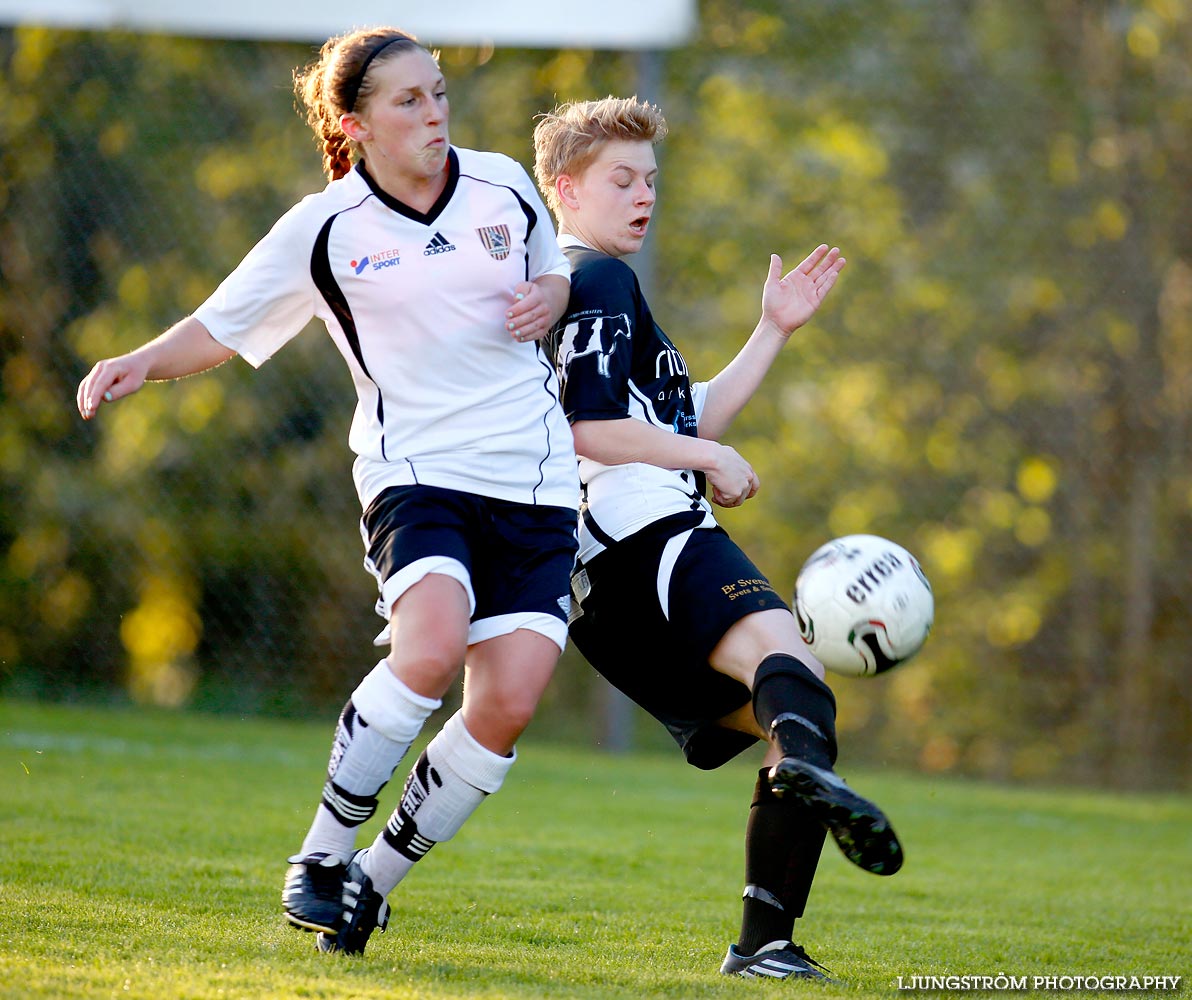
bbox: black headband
[344,36,410,113]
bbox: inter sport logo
[423,232,457,256]
[350,248,401,273]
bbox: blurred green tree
[1,1,1188,787]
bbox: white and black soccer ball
[794,534,933,677]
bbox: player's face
[351,49,450,183]
[566,139,658,258]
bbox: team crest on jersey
[476,224,512,260]
[350,248,401,273]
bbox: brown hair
[293,27,433,180]
[533,97,669,214]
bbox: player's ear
[340,112,370,143]
[557,174,580,211]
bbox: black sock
[751,653,838,768]
[738,769,828,954]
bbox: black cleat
[768,757,904,875]
[315,851,389,956]
[282,852,348,934]
[721,940,833,980]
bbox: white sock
[298,660,440,859]
[361,711,515,895]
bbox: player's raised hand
[761,246,846,338]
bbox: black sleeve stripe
[311,203,388,461]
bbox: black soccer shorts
[569,511,790,769]
[361,484,578,650]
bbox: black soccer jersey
[548,237,715,561]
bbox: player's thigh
[665,526,791,676]
[570,522,758,762]
[707,607,817,686]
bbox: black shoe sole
[768,758,904,876]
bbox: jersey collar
[557,232,593,251]
[356,148,460,225]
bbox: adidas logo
[423,231,456,256]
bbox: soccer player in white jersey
[534,97,903,981]
[77,28,579,957]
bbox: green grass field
[1,700,1188,999]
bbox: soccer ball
[794,534,933,677]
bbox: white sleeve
[192,203,319,369]
[513,166,570,282]
[690,380,710,423]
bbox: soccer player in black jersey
[534,97,902,981]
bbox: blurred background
[1,0,1189,790]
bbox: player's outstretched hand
[762,246,846,338]
[77,355,148,420]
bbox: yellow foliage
[1016,455,1059,503]
[101,396,171,478]
[804,118,889,180]
[1094,199,1129,241]
[128,660,198,709]
[194,152,260,201]
[919,733,961,773]
[1106,314,1139,357]
[974,488,1021,531]
[7,525,69,578]
[3,352,37,398]
[1127,18,1162,58]
[1015,506,1052,547]
[11,27,54,85]
[71,78,109,122]
[922,526,980,581]
[986,596,1042,648]
[889,664,934,727]
[40,572,92,632]
[1049,134,1081,186]
[926,427,960,473]
[98,121,132,158]
[538,50,590,96]
[120,586,201,664]
[117,265,151,311]
[178,380,226,435]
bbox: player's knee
[466,688,540,747]
[386,644,465,696]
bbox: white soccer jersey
[193,147,578,511]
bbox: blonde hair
[293,27,432,180]
[533,96,669,214]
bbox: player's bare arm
[77,316,236,419]
[506,273,569,343]
[571,416,759,507]
[699,247,845,440]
